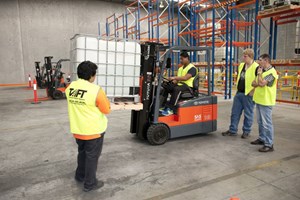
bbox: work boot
[241,132,250,139]
[75,175,84,183]
[222,130,237,136]
[259,145,274,152]
[159,107,165,112]
[251,139,264,145]
[161,108,174,116]
[83,179,104,192]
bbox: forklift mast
[52,59,70,90]
[35,62,42,88]
[44,56,53,91]
[35,62,41,79]
[131,42,163,139]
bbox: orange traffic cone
[31,79,41,104]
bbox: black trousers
[75,135,104,188]
[161,83,190,109]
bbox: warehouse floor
[0,86,300,200]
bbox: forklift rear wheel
[52,90,63,100]
[147,124,170,145]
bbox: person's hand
[168,77,175,81]
[257,67,263,75]
[252,80,258,87]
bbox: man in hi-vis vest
[66,61,110,192]
[251,54,278,152]
[222,49,259,138]
[160,51,198,116]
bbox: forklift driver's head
[180,51,190,66]
[77,61,98,83]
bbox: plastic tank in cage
[70,34,141,99]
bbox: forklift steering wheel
[163,77,172,83]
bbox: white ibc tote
[70,34,141,101]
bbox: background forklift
[47,58,70,99]
[130,43,217,145]
[35,56,70,99]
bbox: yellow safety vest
[177,63,198,88]
[66,79,108,135]
[236,62,259,95]
[253,67,278,106]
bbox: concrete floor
[0,86,300,200]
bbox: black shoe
[241,133,250,139]
[75,176,84,183]
[222,130,237,136]
[259,145,274,152]
[251,139,264,145]
[83,180,104,192]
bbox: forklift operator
[160,51,198,116]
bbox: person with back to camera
[66,61,110,192]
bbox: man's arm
[96,89,111,114]
[257,68,275,87]
[252,80,259,87]
[170,74,192,81]
[169,67,196,81]
[257,73,268,87]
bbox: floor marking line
[144,153,300,200]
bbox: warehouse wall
[0,0,298,84]
[259,18,297,60]
[0,0,125,84]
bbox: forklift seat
[180,74,199,99]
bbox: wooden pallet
[289,59,300,64]
[109,96,140,103]
[258,4,300,16]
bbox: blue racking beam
[253,0,260,59]
[269,17,273,58]
[225,4,229,99]
[211,0,215,92]
[273,22,278,59]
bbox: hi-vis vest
[253,67,278,106]
[177,63,198,88]
[236,62,259,95]
[66,79,107,135]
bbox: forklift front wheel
[147,123,170,145]
[52,90,63,100]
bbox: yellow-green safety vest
[177,63,198,88]
[253,67,278,106]
[236,62,259,95]
[66,79,108,135]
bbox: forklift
[40,56,71,100]
[130,43,217,145]
[47,58,71,99]
[35,56,54,89]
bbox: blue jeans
[256,104,274,147]
[229,92,255,134]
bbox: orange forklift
[130,43,217,145]
[42,57,71,99]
